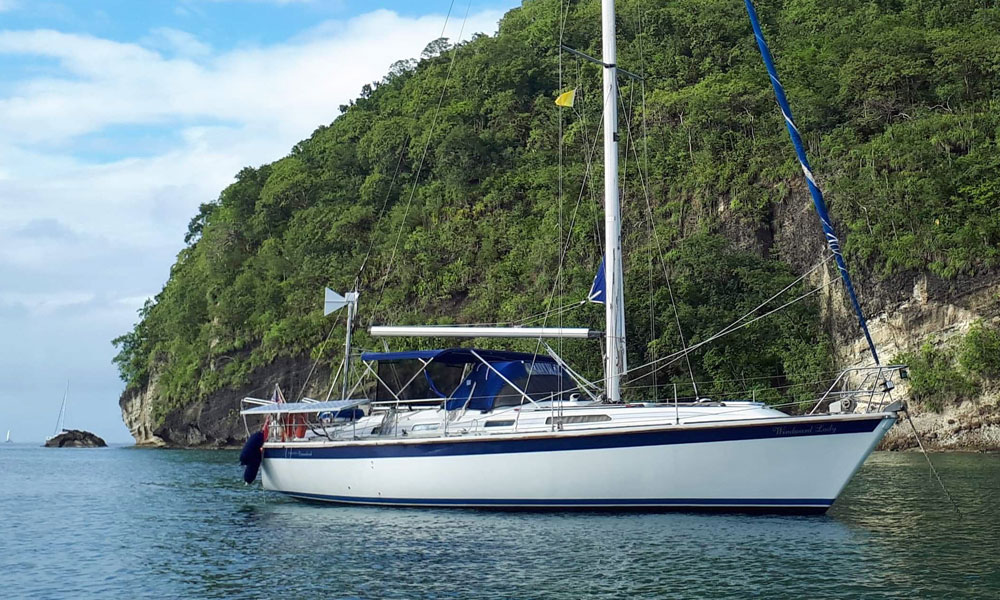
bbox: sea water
[1,445,997,599]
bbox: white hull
[260,412,896,512]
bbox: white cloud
[0,10,502,146]
[116,294,154,308]
[199,0,318,3]
[175,0,325,13]
[0,8,503,256]
[144,27,213,58]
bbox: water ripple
[1,446,997,599]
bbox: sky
[0,0,519,443]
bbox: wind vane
[324,288,358,316]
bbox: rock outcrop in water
[44,430,107,448]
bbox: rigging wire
[518,301,584,325]
[588,253,834,391]
[514,52,637,401]
[617,87,700,396]
[469,55,604,330]
[302,0,464,401]
[630,368,845,387]
[632,0,658,402]
[904,408,963,519]
[527,55,620,393]
[522,0,577,422]
[622,375,840,394]
[684,252,835,346]
[565,56,605,267]
[628,277,833,382]
[556,106,605,277]
[371,0,471,320]
[294,310,345,403]
[327,0,838,408]
[416,58,602,331]
[300,132,404,402]
[354,134,411,292]
[556,0,569,427]
[581,60,604,255]
[512,6,827,402]
[432,301,586,328]
[615,95,838,386]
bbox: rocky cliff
[834,271,1000,451]
[119,196,1000,450]
[116,120,1000,452]
[115,0,1000,450]
[121,356,328,448]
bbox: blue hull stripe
[264,416,885,460]
[280,491,833,508]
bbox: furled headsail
[743,0,880,365]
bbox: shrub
[895,340,977,412]
[958,320,1000,380]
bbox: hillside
[114,0,1000,448]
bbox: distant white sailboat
[45,382,70,443]
[4,430,10,444]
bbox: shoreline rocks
[879,396,1000,452]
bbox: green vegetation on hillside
[113,0,1000,423]
[895,321,1000,412]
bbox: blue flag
[588,258,606,304]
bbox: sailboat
[4,430,10,444]
[45,382,70,443]
[239,0,904,513]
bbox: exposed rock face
[119,355,329,448]
[117,272,1000,450]
[44,430,107,448]
[119,374,166,447]
[825,271,1000,451]
[688,192,1000,451]
[830,272,1000,371]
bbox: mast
[323,287,359,400]
[341,291,358,400]
[602,0,626,402]
[53,381,69,436]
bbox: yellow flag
[555,89,576,107]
